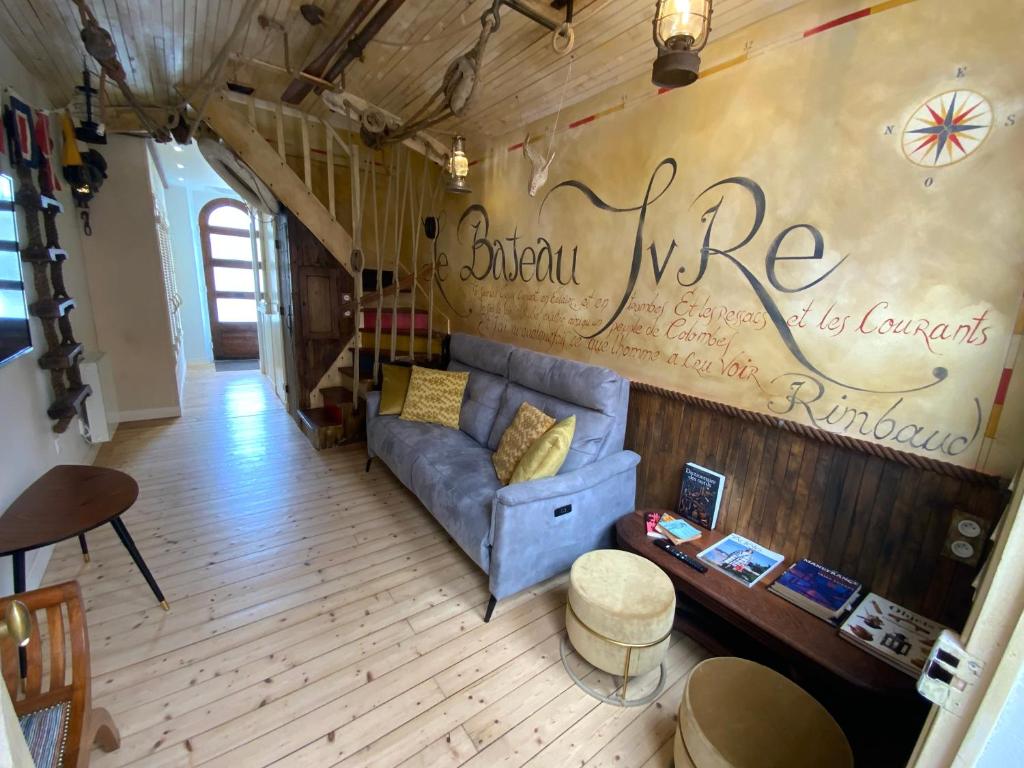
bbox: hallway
[42,368,703,767]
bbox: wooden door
[277,209,355,413]
[200,199,260,360]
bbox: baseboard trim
[116,406,182,422]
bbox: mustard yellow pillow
[510,415,576,484]
[379,364,412,415]
[492,402,556,484]
[399,366,469,429]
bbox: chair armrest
[494,450,641,508]
[487,451,641,600]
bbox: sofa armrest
[494,450,641,508]
[488,450,640,600]
[366,390,381,422]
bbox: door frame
[199,198,259,360]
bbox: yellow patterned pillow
[399,366,469,430]
[511,415,576,484]
[492,402,556,484]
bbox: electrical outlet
[941,509,989,566]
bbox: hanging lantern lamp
[446,135,471,194]
[652,0,712,89]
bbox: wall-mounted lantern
[446,135,471,194]
[652,0,712,89]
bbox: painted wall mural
[437,0,1024,477]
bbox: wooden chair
[0,581,119,768]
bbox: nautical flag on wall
[7,93,38,168]
[34,110,60,193]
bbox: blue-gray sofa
[365,333,640,621]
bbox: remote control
[654,538,708,573]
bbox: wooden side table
[0,465,167,610]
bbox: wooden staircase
[202,92,450,450]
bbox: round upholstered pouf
[673,657,853,768]
[565,549,675,680]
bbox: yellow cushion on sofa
[492,402,556,484]
[510,415,576,484]
[379,364,412,415]
[399,366,469,429]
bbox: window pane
[216,297,256,322]
[0,175,12,202]
[208,205,249,229]
[0,252,22,282]
[0,208,16,243]
[213,266,256,293]
[0,287,28,320]
[210,233,253,262]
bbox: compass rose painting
[902,90,992,167]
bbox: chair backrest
[0,581,90,768]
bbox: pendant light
[652,0,713,89]
[446,135,471,194]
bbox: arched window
[199,199,260,359]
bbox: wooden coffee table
[615,510,911,694]
[0,465,167,610]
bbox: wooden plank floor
[42,367,706,767]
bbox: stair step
[30,297,75,318]
[38,342,84,370]
[296,406,363,450]
[336,366,373,383]
[360,264,434,307]
[21,246,68,263]
[359,327,446,340]
[360,309,430,332]
[47,385,91,420]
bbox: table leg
[109,517,169,611]
[78,534,90,563]
[12,552,26,685]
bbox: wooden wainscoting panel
[625,385,1007,628]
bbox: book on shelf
[654,511,702,545]
[677,462,725,529]
[697,533,784,588]
[838,592,946,677]
[769,559,862,621]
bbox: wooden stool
[561,549,675,706]
[674,657,853,768]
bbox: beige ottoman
[673,657,853,768]
[562,549,675,706]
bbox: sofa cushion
[409,438,500,571]
[511,415,575,484]
[509,346,624,415]
[487,383,614,472]
[449,332,515,377]
[449,360,507,446]
[379,364,411,415]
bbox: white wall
[0,37,100,593]
[163,184,243,364]
[81,136,180,421]
[977,666,1024,765]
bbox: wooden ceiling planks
[0,0,804,136]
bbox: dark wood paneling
[625,385,1007,629]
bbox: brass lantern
[652,0,712,89]
[446,135,471,194]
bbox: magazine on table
[839,592,946,676]
[676,462,725,529]
[697,533,785,588]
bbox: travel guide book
[677,462,725,529]
[697,533,785,588]
[769,559,862,621]
[839,593,946,676]
[654,511,702,545]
